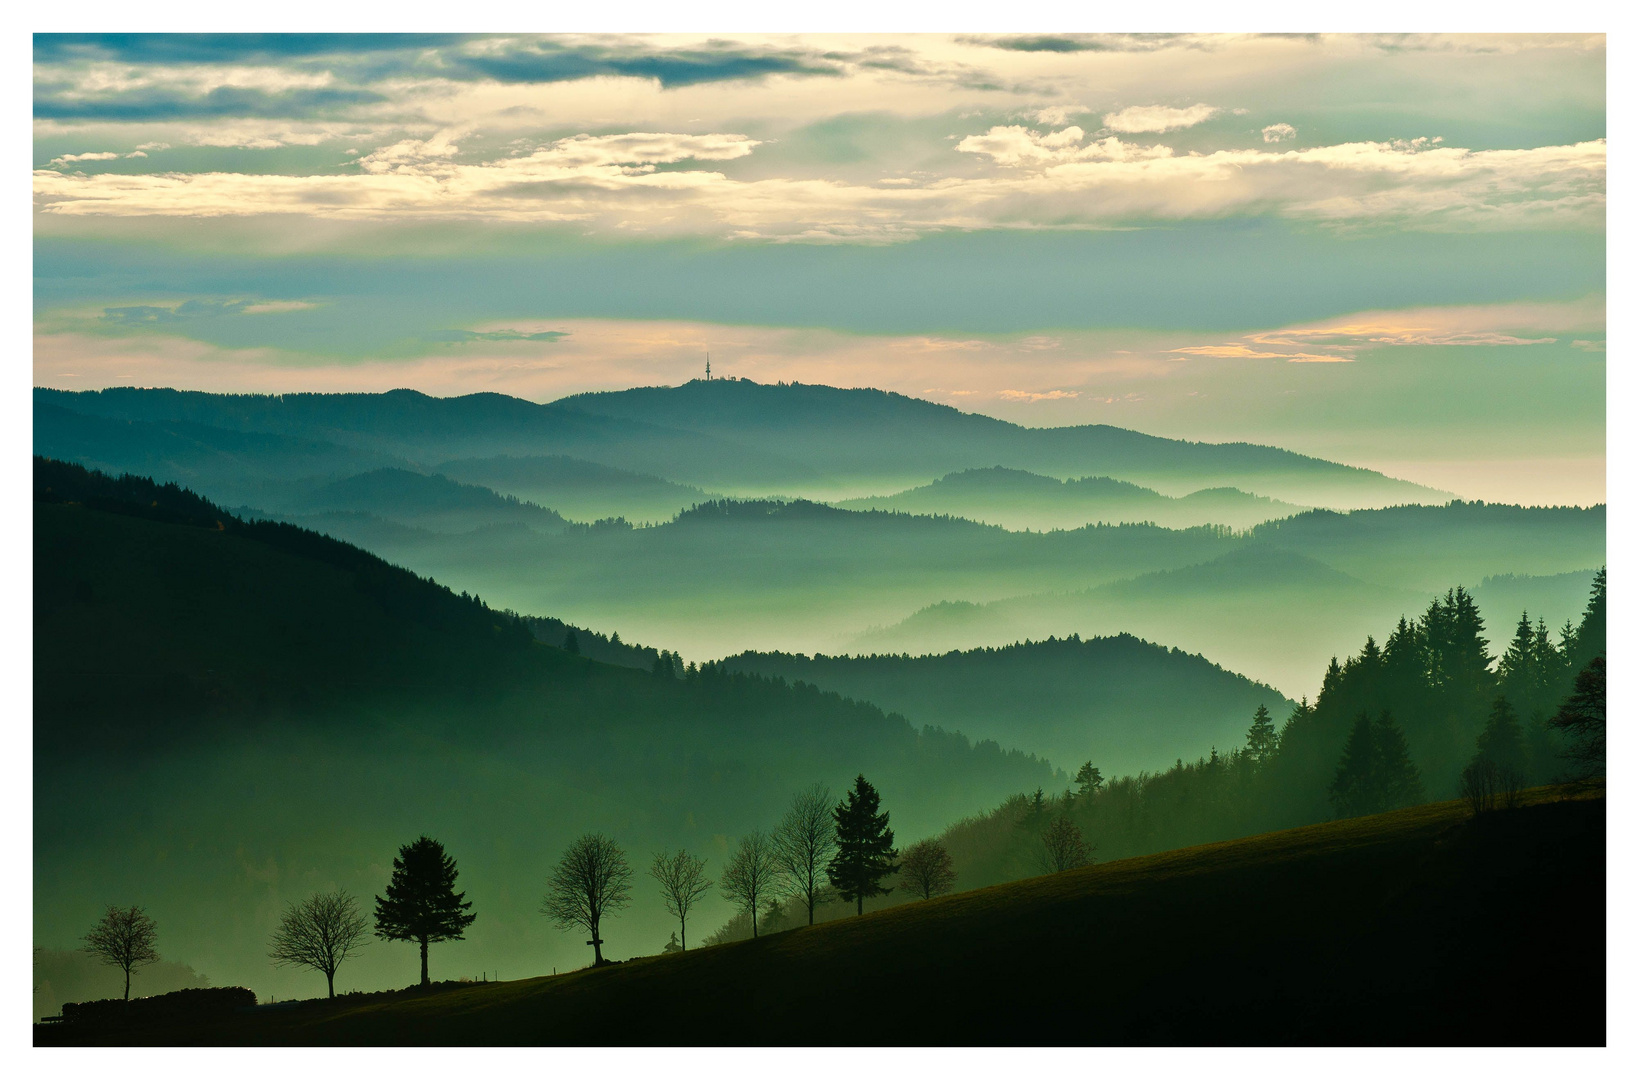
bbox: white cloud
[48,152,121,165]
[32,129,1607,239]
[1031,104,1086,126]
[1262,123,1297,143]
[997,389,1080,401]
[1102,103,1220,134]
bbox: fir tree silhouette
[373,836,476,987]
[827,774,899,916]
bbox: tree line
[75,774,969,1002]
[938,571,1606,889]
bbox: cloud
[441,38,845,88]
[425,329,570,343]
[1031,104,1086,127]
[34,129,1606,239]
[1170,345,1352,363]
[1570,339,1605,352]
[1262,123,1297,143]
[100,298,315,324]
[1171,298,1601,363]
[997,388,1080,401]
[957,34,1205,53]
[34,84,387,122]
[1102,104,1220,134]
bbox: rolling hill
[37,382,1446,507]
[435,454,716,525]
[717,635,1292,777]
[836,466,1307,530]
[33,458,1056,1008]
[37,788,1605,1045]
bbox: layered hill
[717,636,1291,777]
[435,454,715,525]
[38,790,1605,1046]
[36,383,1444,507]
[837,466,1306,530]
[34,458,1055,1004]
[557,379,1447,506]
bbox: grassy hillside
[717,635,1292,776]
[837,467,1307,531]
[38,788,1604,1046]
[37,382,1444,506]
[34,459,1055,1007]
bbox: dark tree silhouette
[543,833,632,965]
[1330,713,1425,818]
[649,849,712,951]
[81,905,159,1001]
[899,838,957,900]
[1245,704,1278,764]
[1551,655,1606,776]
[774,783,837,925]
[563,628,580,655]
[269,889,369,998]
[720,831,783,938]
[1074,762,1104,797]
[827,774,899,916]
[373,836,476,986]
[1040,815,1092,873]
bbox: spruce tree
[1245,704,1277,765]
[373,835,476,986]
[1372,712,1425,810]
[1473,696,1528,778]
[827,774,899,916]
[1329,715,1379,818]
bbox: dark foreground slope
[41,788,1604,1046]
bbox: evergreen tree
[1245,704,1277,765]
[373,836,476,986]
[1473,696,1528,778]
[1330,713,1424,818]
[1551,656,1606,777]
[1373,712,1424,808]
[1074,762,1104,797]
[827,774,899,916]
[563,628,579,656]
[1566,567,1606,673]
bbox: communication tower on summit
[705,353,712,381]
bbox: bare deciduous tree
[268,889,370,998]
[649,849,712,951]
[899,838,957,900]
[721,830,783,938]
[1040,815,1092,874]
[542,834,633,966]
[82,905,159,1001]
[774,783,837,925]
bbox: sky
[32,32,1607,504]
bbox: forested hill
[37,383,1443,506]
[716,636,1292,777]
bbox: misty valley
[32,381,1606,1045]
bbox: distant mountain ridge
[837,466,1308,530]
[36,382,1447,508]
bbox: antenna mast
[705,353,711,381]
